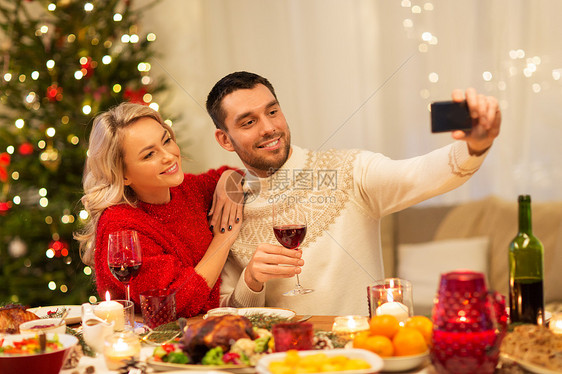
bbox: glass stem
[126,284,130,302]
[295,245,303,289]
[295,274,302,288]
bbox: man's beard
[231,132,291,176]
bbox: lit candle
[103,331,141,370]
[376,301,409,323]
[95,291,125,331]
[332,315,370,341]
[549,313,562,335]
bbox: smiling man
[206,71,501,315]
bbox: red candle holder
[430,270,507,374]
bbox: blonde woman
[75,102,243,317]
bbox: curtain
[143,0,562,204]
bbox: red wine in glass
[109,260,142,283]
[272,201,313,296]
[108,230,143,301]
[273,225,307,249]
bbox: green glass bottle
[508,195,545,325]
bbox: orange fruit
[369,314,400,339]
[404,315,433,345]
[352,330,371,350]
[392,327,428,356]
[364,335,394,357]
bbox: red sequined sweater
[94,166,229,318]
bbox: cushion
[397,236,490,316]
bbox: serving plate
[381,351,429,372]
[501,353,561,374]
[255,348,383,374]
[203,307,296,320]
[28,305,81,324]
[146,357,255,373]
[238,307,296,320]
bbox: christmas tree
[0,0,167,307]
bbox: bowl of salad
[0,333,78,374]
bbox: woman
[75,102,243,317]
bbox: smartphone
[430,100,472,133]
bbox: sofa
[380,196,562,316]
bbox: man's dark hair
[206,71,277,131]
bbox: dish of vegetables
[147,325,273,372]
[0,335,64,355]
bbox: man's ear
[214,129,235,152]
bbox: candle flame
[347,317,358,329]
[105,290,111,301]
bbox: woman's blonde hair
[75,102,175,266]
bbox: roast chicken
[182,314,257,362]
[0,304,40,333]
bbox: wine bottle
[508,195,545,325]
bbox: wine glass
[107,230,142,301]
[272,199,313,296]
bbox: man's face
[215,84,291,177]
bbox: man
[206,71,501,315]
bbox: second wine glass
[272,199,313,296]
[107,230,142,301]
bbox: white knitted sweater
[220,142,487,315]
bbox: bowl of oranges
[351,314,431,372]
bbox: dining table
[58,313,533,374]
[59,314,445,374]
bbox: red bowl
[0,333,78,374]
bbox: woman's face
[121,117,183,204]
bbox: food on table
[28,323,56,329]
[404,315,433,345]
[369,314,400,339]
[152,314,274,366]
[392,327,427,356]
[268,349,371,374]
[0,304,40,334]
[182,314,257,362]
[361,334,394,357]
[0,335,63,355]
[501,324,562,371]
[152,343,190,364]
[353,315,430,357]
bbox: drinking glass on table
[272,198,313,296]
[107,230,142,301]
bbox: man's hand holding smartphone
[431,88,501,156]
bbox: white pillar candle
[376,301,409,323]
[95,293,125,331]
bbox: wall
[140,0,562,204]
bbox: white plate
[381,351,430,372]
[28,305,81,325]
[146,357,254,373]
[238,307,296,320]
[501,353,561,374]
[204,307,296,320]
[255,348,383,374]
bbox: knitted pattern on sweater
[94,167,228,318]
